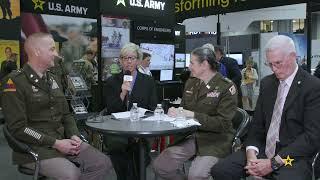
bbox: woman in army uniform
[153,47,238,180]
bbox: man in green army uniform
[78,49,96,89]
[153,47,238,180]
[1,32,113,180]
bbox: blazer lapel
[130,71,140,102]
[265,75,279,128]
[23,64,49,93]
[283,68,303,112]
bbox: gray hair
[202,43,215,53]
[191,47,218,71]
[265,35,296,56]
[120,43,143,61]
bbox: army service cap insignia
[4,78,16,92]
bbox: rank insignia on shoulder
[229,85,236,95]
[4,78,16,92]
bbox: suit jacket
[104,70,158,114]
[220,56,242,88]
[1,64,79,164]
[245,68,320,160]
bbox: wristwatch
[271,157,282,171]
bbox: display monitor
[140,43,174,70]
[185,53,191,67]
[175,53,185,68]
[227,53,243,65]
[160,70,173,81]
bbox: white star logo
[116,0,126,7]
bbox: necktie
[265,81,287,158]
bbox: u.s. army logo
[116,0,126,6]
[32,0,45,11]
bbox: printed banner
[21,0,98,18]
[0,0,20,40]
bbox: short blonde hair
[120,43,143,61]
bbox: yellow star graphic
[283,155,294,167]
[116,0,126,7]
[32,0,45,11]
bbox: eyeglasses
[120,56,137,62]
[264,61,285,68]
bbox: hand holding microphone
[120,70,133,101]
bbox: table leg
[139,138,146,180]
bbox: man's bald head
[25,33,53,57]
[24,32,58,69]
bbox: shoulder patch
[3,78,16,92]
[229,85,236,95]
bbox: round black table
[86,115,198,180]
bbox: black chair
[3,125,45,180]
[231,107,251,152]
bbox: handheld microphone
[123,70,132,111]
[123,70,133,82]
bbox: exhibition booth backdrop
[0,0,318,111]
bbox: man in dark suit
[104,42,157,180]
[214,46,242,107]
[211,35,320,180]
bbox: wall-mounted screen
[185,53,191,67]
[160,70,173,81]
[175,53,185,68]
[140,43,174,70]
[227,53,243,65]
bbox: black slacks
[211,150,312,180]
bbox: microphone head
[124,70,131,75]
[123,70,133,82]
